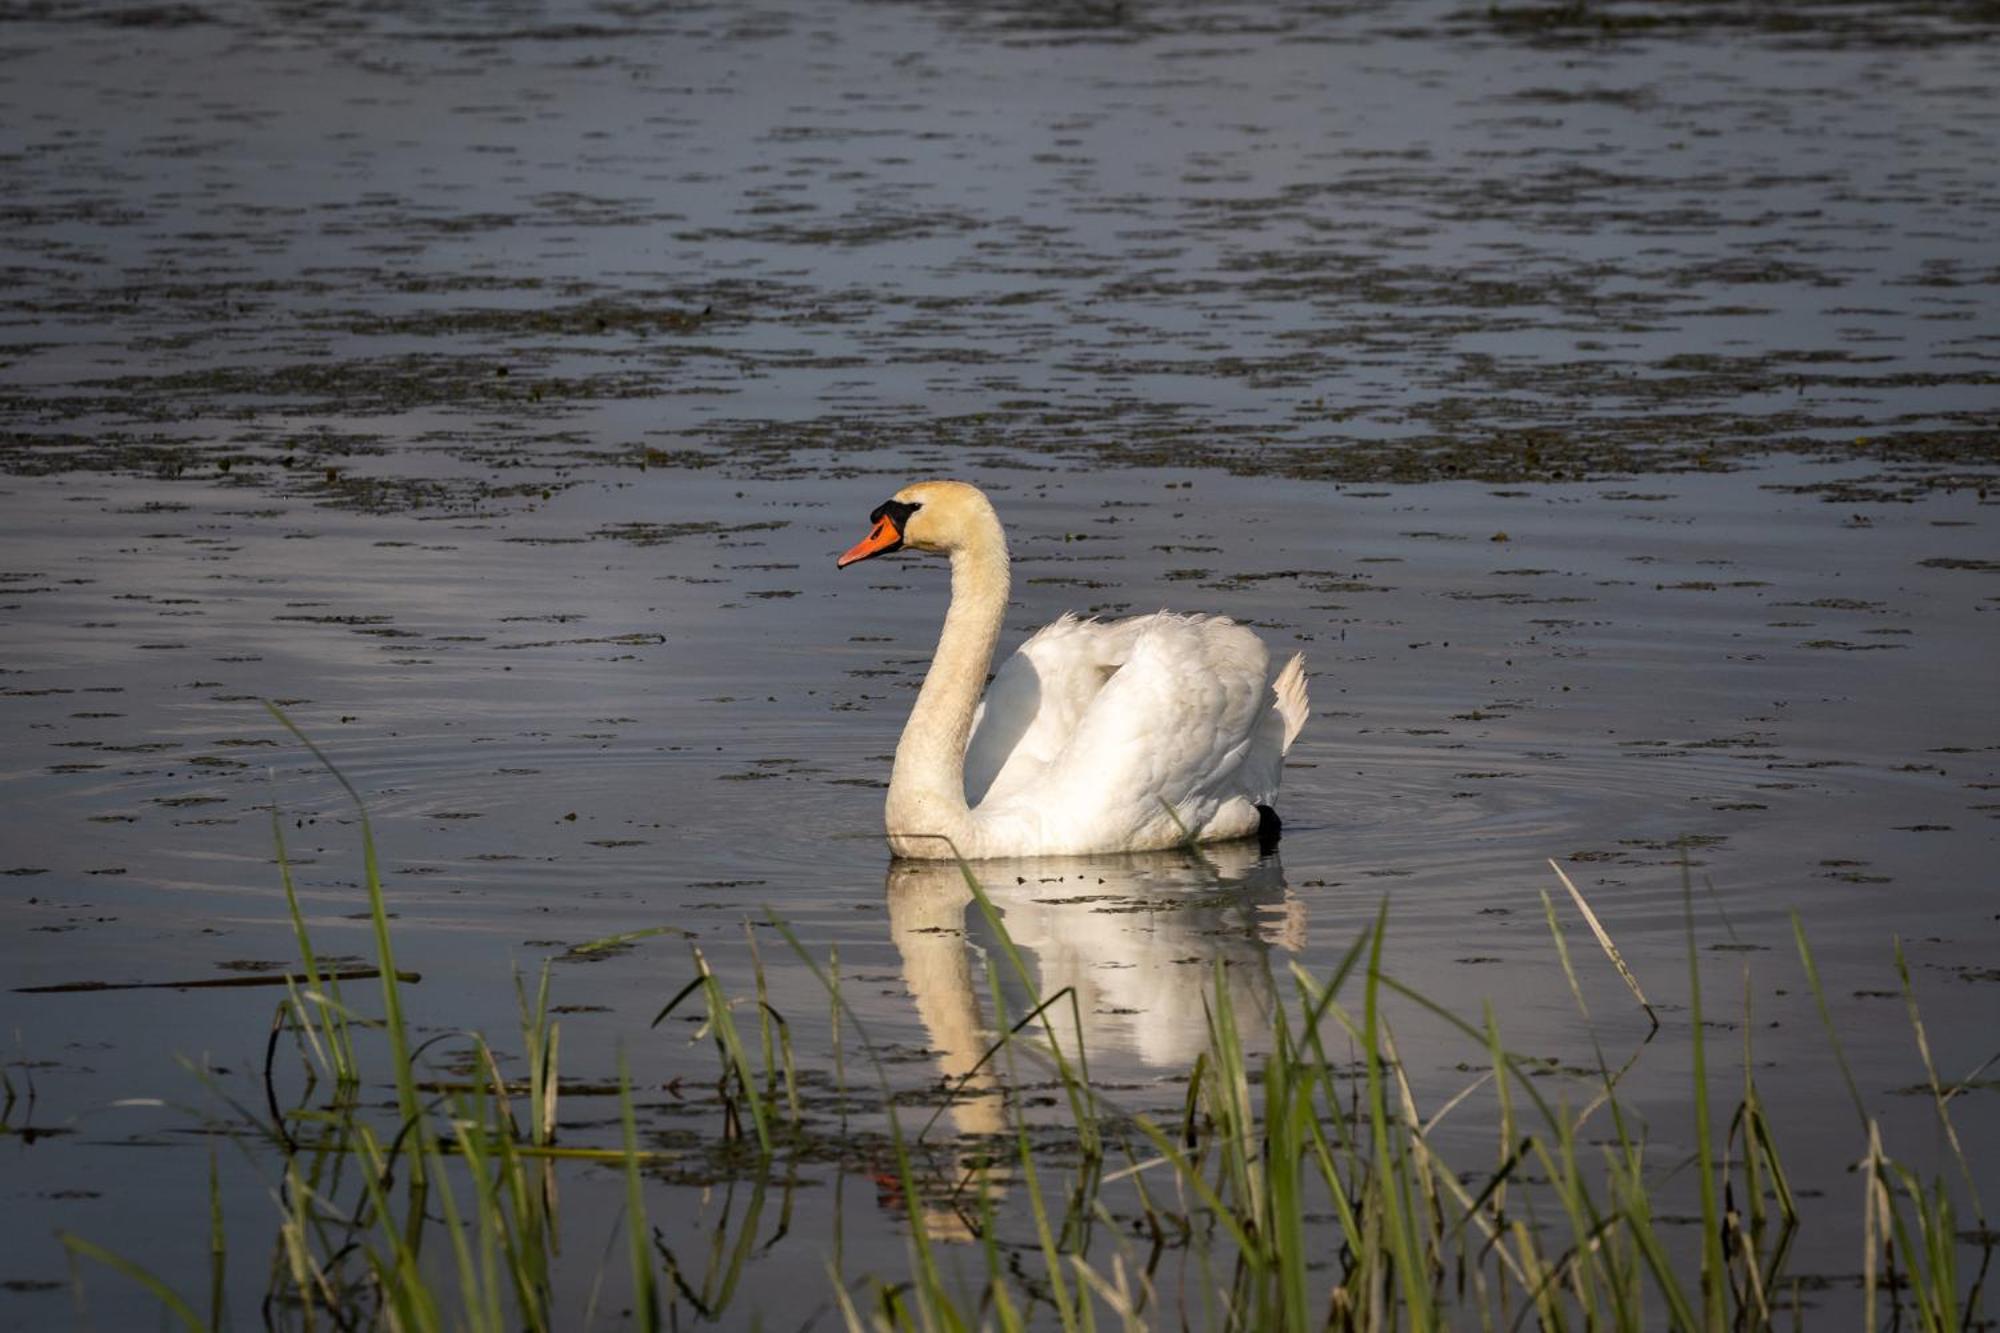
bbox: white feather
[966,612,1306,854]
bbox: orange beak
[837,515,903,568]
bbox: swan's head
[836,480,996,568]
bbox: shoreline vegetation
[42,713,1994,1331]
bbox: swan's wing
[1013,615,1275,846]
[965,614,1138,806]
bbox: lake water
[2,0,1997,1325]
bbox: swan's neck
[886,522,1009,857]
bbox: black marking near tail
[1256,803,1282,852]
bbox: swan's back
[965,612,1307,852]
[964,613,1137,806]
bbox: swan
[836,480,1309,860]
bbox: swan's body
[838,481,1308,860]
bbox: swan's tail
[1235,652,1310,808]
[1272,652,1309,754]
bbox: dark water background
[2,0,1997,1324]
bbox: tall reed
[54,728,1992,1329]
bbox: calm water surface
[2,0,1997,1325]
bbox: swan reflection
[885,841,1304,1076]
[879,842,1302,1240]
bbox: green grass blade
[60,1233,205,1332]
[619,1051,660,1333]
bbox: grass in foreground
[56,720,1995,1330]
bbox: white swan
[837,480,1309,859]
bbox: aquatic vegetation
[53,724,1993,1329]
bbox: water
[2,0,1997,1324]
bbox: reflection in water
[884,842,1301,1239]
[886,841,1303,1082]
